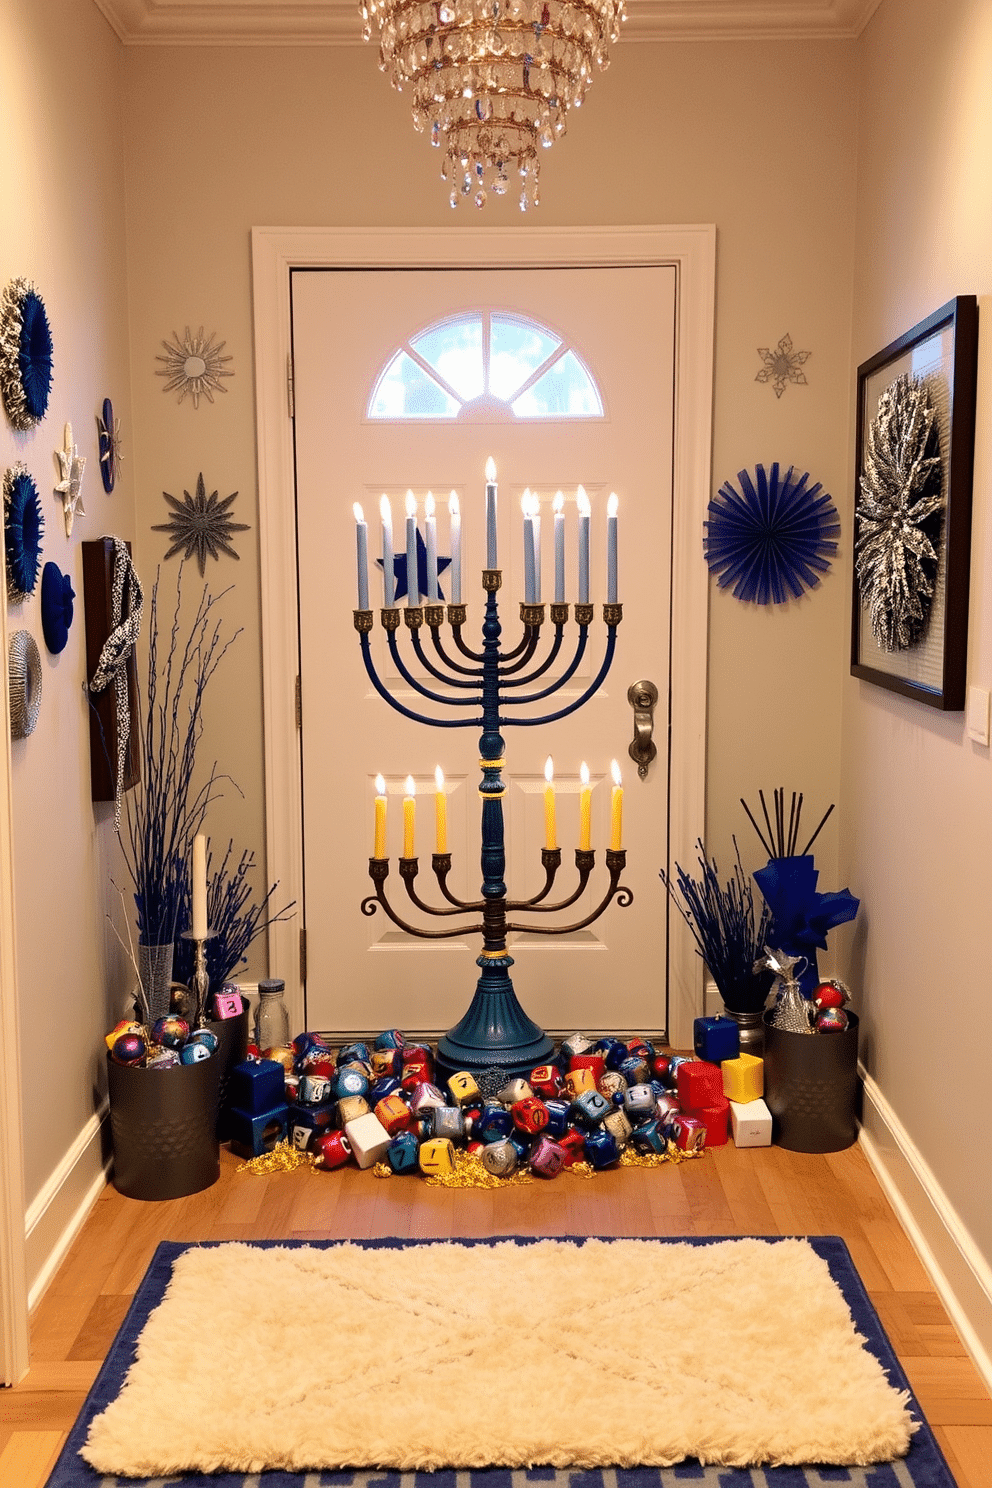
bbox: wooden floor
[2,1138,991,1488]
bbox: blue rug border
[45,1234,957,1488]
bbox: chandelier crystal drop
[360,0,626,211]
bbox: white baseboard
[858,1067,992,1396]
[24,1102,112,1313]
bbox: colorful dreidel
[676,1059,724,1110]
[530,1135,566,1177]
[560,1032,596,1062]
[511,1096,549,1136]
[386,1130,420,1173]
[335,1094,370,1126]
[180,1041,211,1064]
[529,1064,564,1100]
[371,1046,403,1077]
[721,1052,764,1104]
[671,1114,707,1152]
[620,1054,651,1086]
[313,1130,352,1169]
[599,1070,628,1102]
[693,1013,740,1064]
[475,1102,514,1142]
[631,1117,669,1154]
[337,1041,371,1067]
[568,1051,607,1085]
[375,1027,407,1049]
[408,1081,447,1117]
[343,1111,393,1168]
[627,1036,656,1061]
[188,1028,218,1054]
[368,1075,402,1104]
[105,1019,144,1051]
[419,1136,457,1176]
[543,1098,571,1139]
[375,1093,412,1135]
[299,1073,333,1105]
[665,1054,691,1088]
[294,1031,331,1060]
[287,1100,335,1150]
[583,1127,621,1168]
[331,1065,369,1101]
[421,1105,466,1142]
[602,1107,632,1148]
[497,1077,533,1105]
[622,1083,657,1124]
[447,1071,481,1106]
[480,1137,518,1177]
[599,1037,630,1070]
[558,1128,588,1165]
[563,1067,597,1099]
[570,1089,612,1129]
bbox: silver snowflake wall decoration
[155,326,233,408]
[755,333,811,398]
[153,473,250,576]
[54,422,86,536]
[855,372,944,652]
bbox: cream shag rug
[81,1237,916,1478]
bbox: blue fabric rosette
[752,854,859,996]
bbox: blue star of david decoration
[377,528,452,602]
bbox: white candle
[607,491,619,603]
[425,491,438,601]
[192,833,208,940]
[448,490,462,603]
[553,491,565,603]
[577,486,591,605]
[405,490,419,606]
[380,494,395,606]
[532,492,542,603]
[522,489,536,603]
[485,455,498,569]
[353,502,369,610]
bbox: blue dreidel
[386,1130,420,1174]
[337,1041,371,1067]
[570,1089,612,1129]
[583,1127,622,1168]
[631,1117,668,1154]
[543,1099,571,1139]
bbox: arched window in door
[368,311,605,421]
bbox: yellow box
[721,1052,764,1104]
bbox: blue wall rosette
[704,462,840,604]
[0,277,54,431]
[3,463,45,602]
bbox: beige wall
[1,0,134,1207]
[844,0,992,1267]
[121,33,858,956]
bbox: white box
[729,1097,772,1148]
[343,1112,393,1168]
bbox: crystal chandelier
[360,0,626,211]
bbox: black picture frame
[851,295,979,710]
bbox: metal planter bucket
[107,1049,221,1200]
[762,1010,860,1153]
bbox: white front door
[291,264,676,1043]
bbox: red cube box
[676,1059,723,1110]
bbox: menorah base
[434,952,554,1091]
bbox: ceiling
[93,0,882,45]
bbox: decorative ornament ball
[112,1032,145,1065]
[814,983,847,1009]
[187,1029,219,1054]
[152,1016,189,1049]
[815,1007,849,1033]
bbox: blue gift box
[228,1105,289,1158]
[228,1057,286,1114]
[286,1101,335,1151]
[693,1014,740,1064]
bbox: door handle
[627,680,658,780]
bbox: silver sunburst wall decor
[855,372,944,652]
[153,472,249,576]
[155,326,233,409]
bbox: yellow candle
[610,759,623,850]
[403,776,416,858]
[373,774,387,859]
[434,765,447,853]
[579,762,591,850]
[543,756,556,850]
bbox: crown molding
[92,0,883,46]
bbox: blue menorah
[352,487,631,1088]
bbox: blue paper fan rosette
[0,278,54,431]
[704,462,840,604]
[3,463,45,602]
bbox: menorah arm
[506,850,632,934]
[386,631,482,710]
[505,848,594,912]
[498,629,541,674]
[499,625,565,688]
[433,853,486,910]
[399,856,485,916]
[363,860,483,939]
[502,626,617,725]
[428,626,484,678]
[502,847,562,909]
[411,630,483,689]
[360,635,481,729]
[450,624,486,663]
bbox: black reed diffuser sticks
[740,788,835,859]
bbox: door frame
[250,225,715,1051]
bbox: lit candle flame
[553,490,565,514]
[577,486,591,518]
[611,759,622,786]
[425,491,435,517]
[607,492,619,518]
[405,775,416,797]
[435,765,444,790]
[353,502,365,522]
[580,761,590,786]
[379,494,392,522]
[544,756,554,784]
[448,490,460,515]
[485,455,497,482]
[405,490,417,519]
[375,773,386,795]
